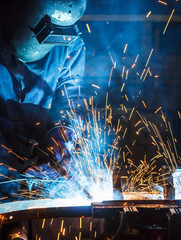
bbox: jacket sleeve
[49,37,86,130]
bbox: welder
[0,0,87,239]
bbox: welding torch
[8,134,93,199]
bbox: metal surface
[93,200,181,240]
[0,199,92,225]
[92,199,181,217]
[0,199,181,225]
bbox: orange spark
[42,219,45,229]
[146,11,152,18]
[92,84,100,89]
[123,44,128,53]
[86,23,91,33]
[163,9,175,34]
[155,107,162,114]
[158,0,167,5]
[142,100,147,108]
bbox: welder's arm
[41,38,86,174]
[49,37,86,128]
[43,126,77,173]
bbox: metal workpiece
[92,200,181,239]
[0,202,92,225]
[161,165,175,200]
[167,207,181,239]
[92,199,181,217]
[0,200,181,239]
[0,199,180,224]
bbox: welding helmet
[1,0,87,62]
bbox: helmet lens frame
[30,14,80,46]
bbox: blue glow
[24,111,116,204]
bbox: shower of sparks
[0,86,180,207]
[122,159,160,194]
[20,98,180,202]
[120,109,179,196]
[1,102,119,202]
[67,106,116,201]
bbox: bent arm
[49,37,86,129]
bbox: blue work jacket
[0,36,85,141]
[0,36,85,201]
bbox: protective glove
[39,126,77,176]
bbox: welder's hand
[42,126,76,174]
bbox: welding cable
[111,212,124,240]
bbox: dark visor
[30,14,80,46]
